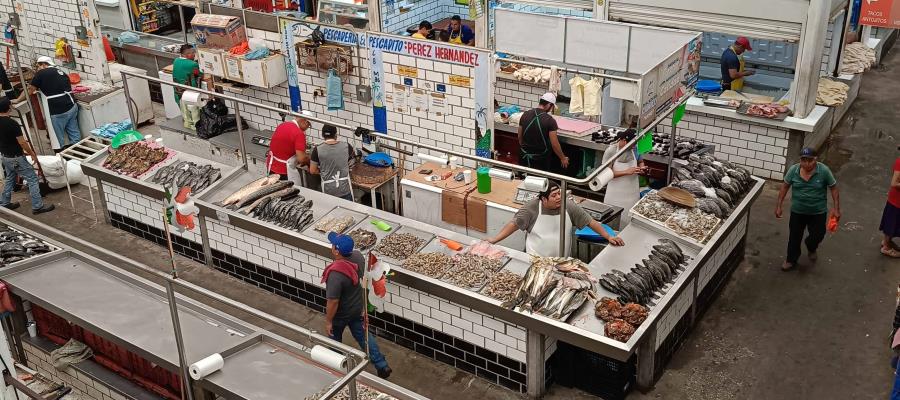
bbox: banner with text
[860,0,900,28]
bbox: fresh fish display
[103,141,169,177]
[482,271,523,302]
[0,224,56,266]
[402,252,453,278]
[375,232,425,261]
[304,384,397,400]
[347,228,377,250]
[631,192,677,223]
[503,256,593,321]
[249,195,315,232]
[150,161,221,192]
[666,208,720,243]
[229,181,294,210]
[670,154,755,214]
[218,176,281,207]
[313,215,356,234]
[595,297,648,326]
[237,186,299,214]
[598,239,689,307]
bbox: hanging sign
[367,33,484,67]
[398,66,418,78]
[860,0,900,28]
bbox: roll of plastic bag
[523,176,548,192]
[588,168,615,192]
[189,353,224,380]
[310,345,347,370]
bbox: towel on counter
[50,339,94,370]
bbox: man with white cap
[519,92,568,173]
[16,56,81,150]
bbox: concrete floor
[3,43,899,399]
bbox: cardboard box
[191,14,247,49]
[223,54,244,82]
[197,48,226,77]
[242,54,287,88]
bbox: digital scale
[251,136,271,147]
[514,182,540,204]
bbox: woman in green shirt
[173,44,202,130]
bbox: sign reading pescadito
[860,0,900,29]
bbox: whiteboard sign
[495,9,566,63]
[564,18,630,71]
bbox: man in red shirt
[880,152,900,257]
[267,113,311,185]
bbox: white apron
[605,149,640,226]
[321,171,354,201]
[266,120,304,187]
[526,202,572,257]
[40,90,76,150]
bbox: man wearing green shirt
[173,44,202,130]
[775,147,841,271]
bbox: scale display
[251,136,271,147]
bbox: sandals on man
[882,247,900,258]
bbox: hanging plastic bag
[326,68,344,111]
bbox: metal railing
[118,69,690,257]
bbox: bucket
[476,167,491,194]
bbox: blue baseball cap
[328,232,354,256]
[799,147,817,159]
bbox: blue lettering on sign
[404,78,413,86]
[436,84,446,93]
[321,27,361,46]
[368,36,405,52]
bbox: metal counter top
[0,250,252,371]
[0,216,428,400]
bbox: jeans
[1,156,43,210]
[49,104,81,148]
[786,212,827,264]
[339,192,354,201]
[330,315,389,370]
[893,362,900,400]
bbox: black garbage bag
[195,99,248,139]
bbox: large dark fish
[220,176,281,206]
[231,181,293,210]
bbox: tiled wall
[820,22,835,76]
[204,217,530,391]
[102,182,207,263]
[0,0,109,82]
[23,341,133,400]
[381,0,473,35]
[655,112,790,180]
[495,76,546,110]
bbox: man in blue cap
[322,232,392,378]
[775,147,840,271]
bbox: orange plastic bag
[827,214,839,233]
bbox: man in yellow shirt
[412,21,432,39]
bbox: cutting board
[720,90,774,104]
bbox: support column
[635,328,657,391]
[793,0,830,118]
[525,330,546,398]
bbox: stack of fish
[0,225,55,266]
[671,154,754,218]
[598,239,688,307]
[217,176,314,231]
[150,161,221,192]
[103,142,170,177]
[502,257,594,321]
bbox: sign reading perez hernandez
[860,0,900,29]
[368,35,482,67]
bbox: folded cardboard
[191,14,247,49]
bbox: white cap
[301,109,312,116]
[36,56,54,66]
[540,92,556,104]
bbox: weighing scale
[251,136,271,147]
[514,182,540,204]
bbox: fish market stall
[80,140,240,264]
[0,216,427,400]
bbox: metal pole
[164,279,196,400]
[558,180,567,257]
[232,101,248,171]
[345,354,359,400]
[120,71,136,125]
[666,124,676,184]
[8,36,44,155]
[179,5,188,44]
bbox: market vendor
[720,36,755,91]
[15,56,81,150]
[173,44,202,130]
[412,20,432,39]
[488,182,624,256]
[0,62,14,98]
[266,112,310,186]
[602,129,646,226]
[519,92,568,172]
[447,15,475,46]
[310,124,356,201]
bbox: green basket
[110,130,144,149]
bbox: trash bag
[195,105,248,140]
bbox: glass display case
[317,0,369,29]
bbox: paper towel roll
[189,353,224,380]
[488,168,513,181]
[522,176,549,192]
[416,153,448,165]
[310,345,347,370]
[588,168,616,191]
[182,91,202,105]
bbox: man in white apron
[310,124,356,201]
[266,113,311,186]
[16,56,81,151]
[488,182,624,257]
[602,129,646,226]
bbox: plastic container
[476,167,491,194]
